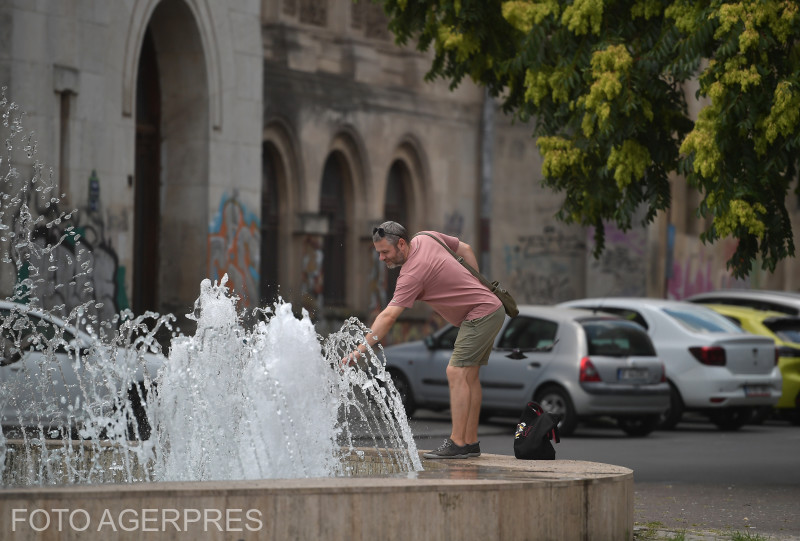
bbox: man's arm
[456,241,479,272]
[350,304,405,360]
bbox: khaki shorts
[449,307,506,367]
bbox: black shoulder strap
[413,232,494,291]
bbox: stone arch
[388,134,430,233]
[122,0,225,130]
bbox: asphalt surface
[633,483,800,540]
[409,411,800,540]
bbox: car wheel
[748,405,773,425]
[388,369,416,418]
[708,407,749,431]
[535,385,577,436]
[659,383,684,430]
[617,415,659,437]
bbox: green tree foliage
[382,0,800,277]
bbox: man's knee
[448,364,479,382]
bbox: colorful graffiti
[5,180,127,323]
[367,250,387,316]
[503,228,585,304]
[300,234,324,316]
[666,234,749,299]
[208,192,261,308]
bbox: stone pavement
[634,483,800,540]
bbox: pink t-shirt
[388,231,502,326]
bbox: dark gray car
[383,305,670,436]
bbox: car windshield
[662,307,744,334]
[581,320,656,357]
[763,318,800,343]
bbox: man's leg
[464,365,482,444]
[446,364,481,446]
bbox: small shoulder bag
[414,232,519,318]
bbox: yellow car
[703,304,800,424]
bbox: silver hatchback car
[383,306,670,436]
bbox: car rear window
[763,318,800,344]
[662,307,744,334]
[581,320,656,357]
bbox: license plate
[618,368,649,382]
[744,385,771,397]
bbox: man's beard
[385,250,406,269]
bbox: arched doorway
[133,28,161,314]
[132,0,209,319]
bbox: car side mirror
[506,348,527,360]
[424,335,435,349]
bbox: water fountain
[0,90,634,539]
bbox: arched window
[320,153,348,307]
[383,160,410,299]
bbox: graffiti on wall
[503,228,585,304]
[586,223,647,297]
[4,186,128,324]
[666,233,749,299]
[367,250,387,316]
[300,234,323,316]
[208,192,261,308]
[443,211,464,237]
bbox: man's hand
[340,350,360,369]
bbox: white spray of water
[153,276,345,480]
[152,275,421,481]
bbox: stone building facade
[0,0,797,339]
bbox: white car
[0,301,165,440]
[558,298,782,430]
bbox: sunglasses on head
[373,226,406,241]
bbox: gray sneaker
[422,438,469,459]
[465,441,481,457]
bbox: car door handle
[528,362,541,369]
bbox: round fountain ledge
[0,454,633,540]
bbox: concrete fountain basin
[1,450,632,540]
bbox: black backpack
[513,401,562,460]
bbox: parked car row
[384,290,799,437]
[560,298,783,431]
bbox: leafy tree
[381,0,800,277]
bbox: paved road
[409,410,800,539]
